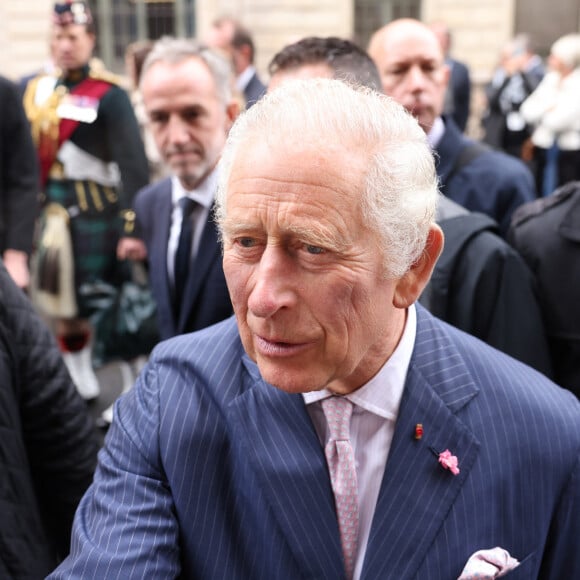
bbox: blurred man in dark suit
[205,15,266,108]
[429,21,471,132]
[369,18,536,237]
[133,37,236,340]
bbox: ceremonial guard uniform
[23,1,149,399]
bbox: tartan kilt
[43,179,125,317]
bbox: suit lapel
[177,209,220,332]
[228,358,345,579]
[147,181,176,336]
[362,307,480,579]
[434,117,465,188]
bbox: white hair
[551,33,580,71]
[215,78,440,278]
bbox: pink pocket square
[457,547,520,579]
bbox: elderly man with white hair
[50,79,579,580]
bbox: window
[354,0,422,49]
[91,0,196,72]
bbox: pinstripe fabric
[49,306,580,579]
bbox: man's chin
[257,361,325,394]
[173,167,206,189]
[416,112,436,133]
[405,105,433,133]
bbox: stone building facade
[0,1,547,80]
[2,0,578,131]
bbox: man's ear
[393,224,444,308]
[225,100,241,131]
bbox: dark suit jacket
[50,305,579,579]
[445,58,471,132]
[436,117,536,236]
[133,177,232,339]
[0,75,39,254]
[509,181,580,396]
[244,70,266,108]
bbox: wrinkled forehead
[224,136,369,210]
[234,126,368,172]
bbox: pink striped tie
[322,396,359,580]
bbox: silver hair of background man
[140,36,233,105]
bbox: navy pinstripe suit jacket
[50,305,579,579]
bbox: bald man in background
[369,19,536,237]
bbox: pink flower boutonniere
[438,449,460,475]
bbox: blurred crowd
[1,1,579,577]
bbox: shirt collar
[427,116,445,149]
[171,168,217,210]
[302,304,416,421]
[237,65,256,92]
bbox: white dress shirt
[303,304,416,580]
[167,170,217,286]
[236,65,257,93]
[427,116,445,149]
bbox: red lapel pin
[415,423,424,440]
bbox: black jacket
[0,261,98,579]
[0,75,39,254]
[436,117,536,237]
[509,182,580,397]
[421,200,553,377]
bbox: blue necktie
[174,197,197,315]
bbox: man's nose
[56,40,71,52]
[166,115,190,145]
[248,245,297,318]
[406,65,427,91]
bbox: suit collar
[149,180,176,337]
[362,305,480,578]
[434,116,467,185]
[171,170,217,210]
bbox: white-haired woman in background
[521,33,580,197]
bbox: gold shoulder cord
[23,74,68,150]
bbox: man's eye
[305,244,324,255]
[238,237,256,248]
[184,110,201,122]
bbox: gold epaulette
[23,72,59,117]
[89,61,123,87]
[23,72,66,149]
